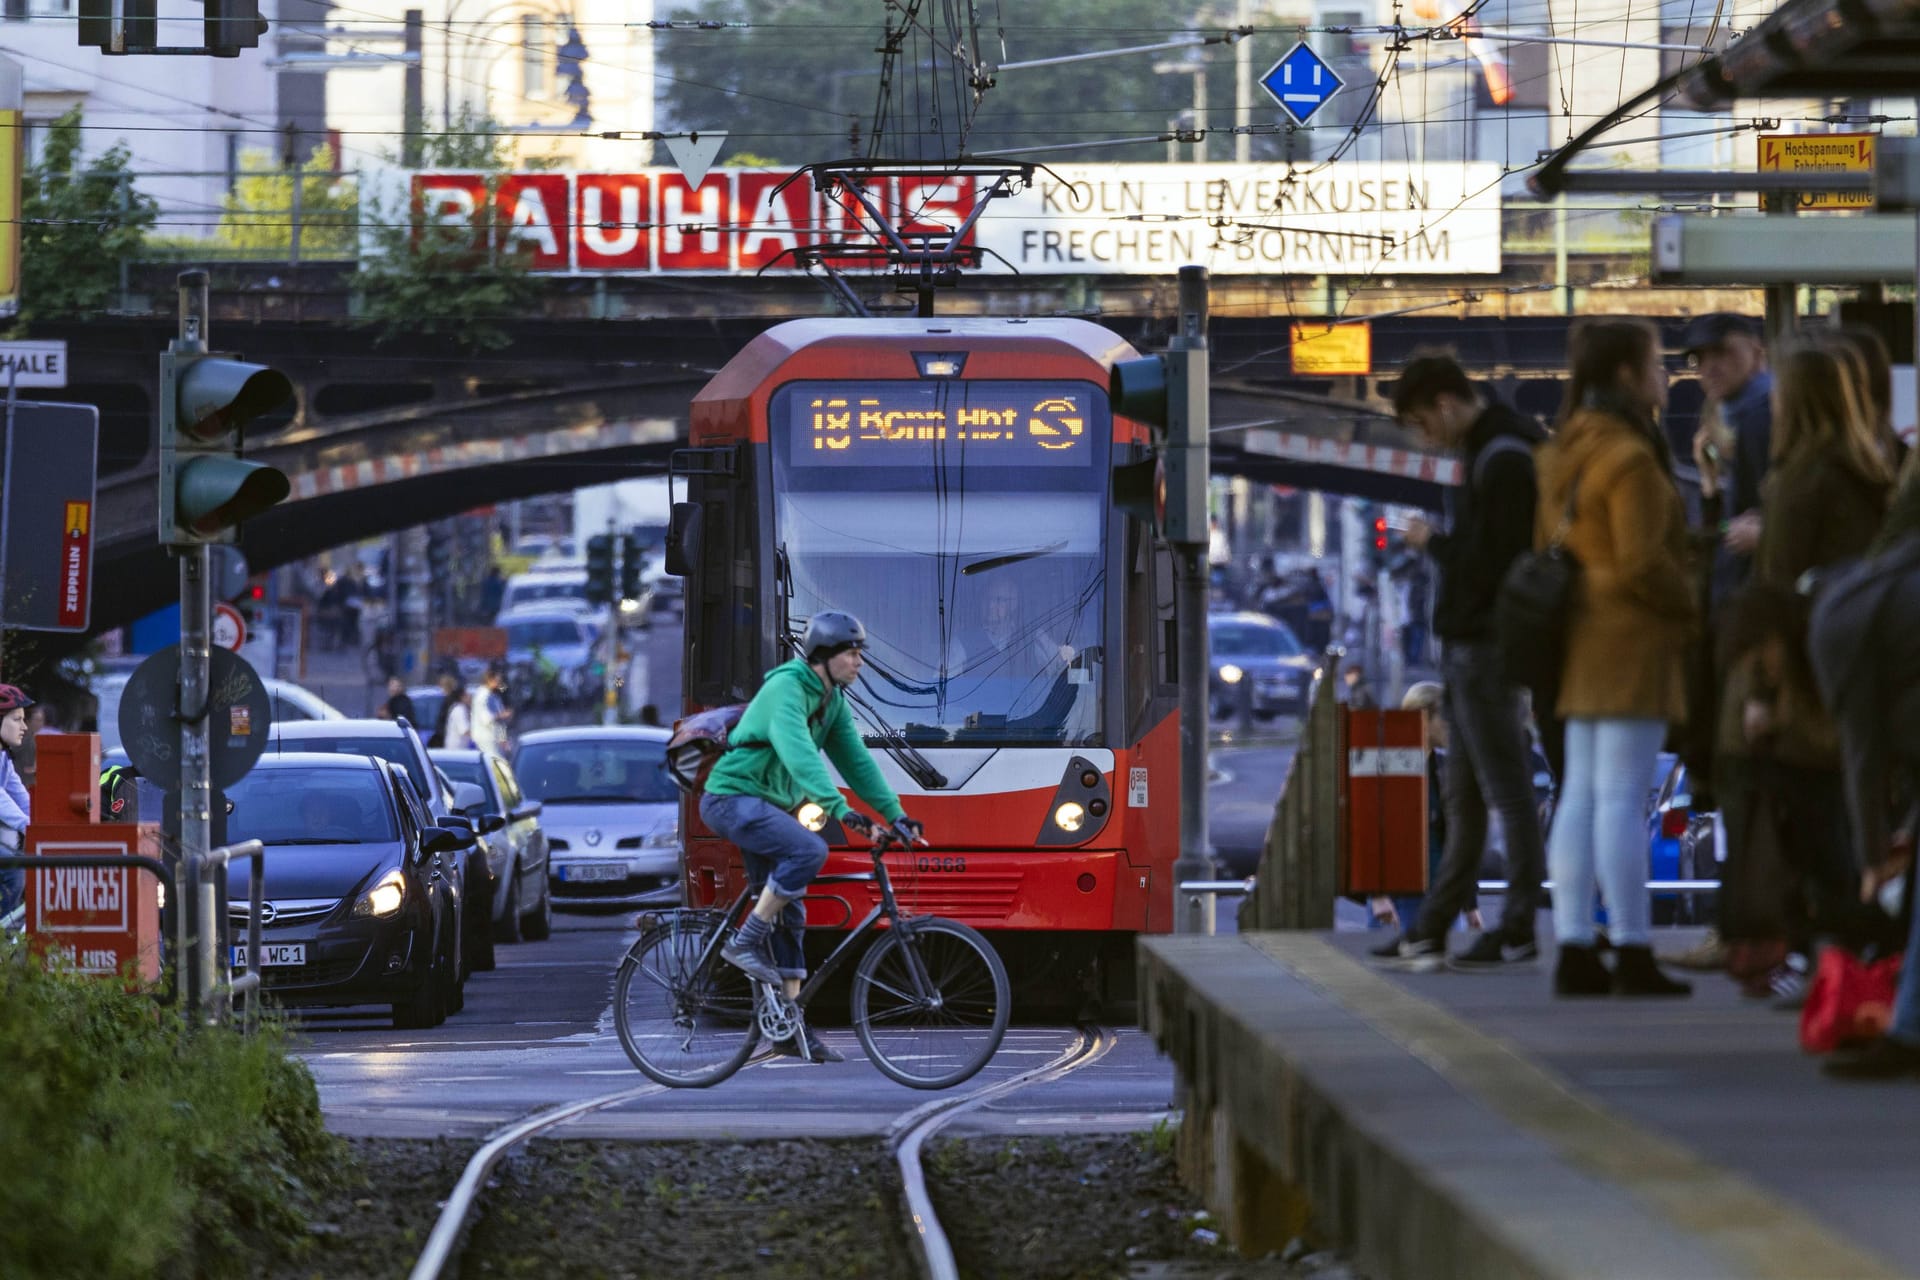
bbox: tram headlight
[796,802,828,832]
[1053,802,1087,833]
[1219,663,1244,685]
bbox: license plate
[232,943,306,966]
[560,863,625,883]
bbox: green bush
[0,942,344,1278]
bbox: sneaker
[1661,928,1727,971]
[1368,932,1411,960]
[1377,936,1445,973]
[1824,1036,1920,1080]
[770,1027,844,1063]
[720,934,783,987]
[1446,932,1540,972]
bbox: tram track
[403,1023,1115,1280]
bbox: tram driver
[954,576,1095,737]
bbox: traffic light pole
[175,271,216,1022]
[603,518,619,726]
[1169,266,1215,936]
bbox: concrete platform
[1140,930,1920,1280]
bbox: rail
[0,853,178,1004]
[200,840,267,1030]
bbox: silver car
[511,726,681,909]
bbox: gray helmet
[802,611,867,661]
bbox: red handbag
[1800,948,1904,1054]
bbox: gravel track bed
[259,1132,1359,1279]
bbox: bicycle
[613,830,1011,1090]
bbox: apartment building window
[522,16,551,98]
[3,0,25,20]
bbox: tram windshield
[771,379,1110,747]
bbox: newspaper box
[1342,707,1429,895]
[24,822,165,986]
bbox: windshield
[285,735,428,798]
[226,766,397,845]
[435,758,489,794]
[772,380,1110,747]
[516,740,677,803]
[507,619,582,648]
[1212,620,1304,659]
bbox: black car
[1208,611,1321,720]
[270,718,506,981]
[431,749,553,943]
[224,754,475,1029]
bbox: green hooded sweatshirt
[703,659,904,824]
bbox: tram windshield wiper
[961,541,1067,576]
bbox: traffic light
[79,0,264,52]
[78,0,154,51]
[158,351,292,544]
[1109,343,1208,545]
[203,0,268,51]
[1369,515,1390,572]
[618,532,643,602]
[427,528,452,582]
[584,533,615,606]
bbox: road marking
[410,1076,507,1084]
[1254,934,1907,1280]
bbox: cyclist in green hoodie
[701,611,924,1062]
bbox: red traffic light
[1373,516,1388,551]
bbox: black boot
[1554,943,1613,997]
[1612,945,1692,997]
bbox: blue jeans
[1549,717,1667,947]
[698,793,828,981]
[0,863,20,917]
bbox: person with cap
[699,611,925,1063]
[0,684,34,921]
[1685,312,1773,593]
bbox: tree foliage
[215,144,357,256]
[18,107,157,324]
[653,0,1261,165]
[355,110,542,352]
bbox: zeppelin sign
[406,162,1502,277]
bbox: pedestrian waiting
[1374,354,1546,973]
[1534,319,1696,997]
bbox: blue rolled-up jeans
[698,793,829,981]
[1549,717,1668,947]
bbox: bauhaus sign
[408,162,1502,277]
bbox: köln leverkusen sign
[402,163,1503,277]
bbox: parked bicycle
[613,829,1011,1089]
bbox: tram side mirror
[665,501,703,579]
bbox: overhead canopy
[1677,0,1920,107]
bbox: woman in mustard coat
[1535,319,1698,997]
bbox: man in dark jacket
[1376,356,1549,971]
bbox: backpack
[665,683,837,797]
[665,704,748,795]
[1495,467,1581,692]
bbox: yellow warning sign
[1757,133,1875,211]
[1290,323,1371,376]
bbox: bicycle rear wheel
[615,912,759,1087]
[852,917,1010,1089]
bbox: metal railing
[197,840,267,1031]
[1236,661,1341,931]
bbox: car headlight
[1219,663,1244,685]
[352,869,407,919]
[795,802,828,832]
[643,827,679,849]
[1053,801,1086,833]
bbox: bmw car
[512,726,681,909]
[224,753,474,1029]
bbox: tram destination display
[780,381,1101,467]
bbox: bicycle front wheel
[852,917,1010,1089]
[615,914,759,1088]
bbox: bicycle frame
[671,833,939,1010]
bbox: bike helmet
[802,611,867,661]
[0,684,33,712]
